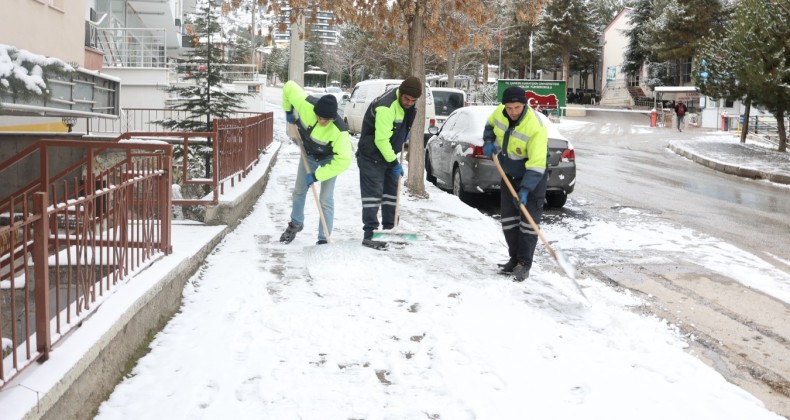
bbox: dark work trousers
[358,155,399,238]
[499,173,548,268]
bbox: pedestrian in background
[279,80,352,245]
[675,100,688,132]
[482,86,549,281]
[356,76,422,249]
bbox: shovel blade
[553,249,588,301]
[371,231,420,242]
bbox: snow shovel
[492,154,586,299]
[290,118,331,244]
[372,151,419,242]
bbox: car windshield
[326,87,342,93]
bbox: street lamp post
[529,32,533,79]
[498,31,502,80]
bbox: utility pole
[529,32,533,79]
[498,30,502,80]
[250,0,256,75]
[205,0,213,179]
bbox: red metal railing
[0,140,172,389]
[214,113,273,195]
[86,108,267,135]
[114,112,273,206]
[0,112,273,388]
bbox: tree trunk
[776,108,787,152]
[406,6,427,197]
[562,49,570,88]
[482,50,489,96]
[288,13,305,85]
[740,97,751,144]
[447,51,455,88]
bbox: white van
[343,79,436,141]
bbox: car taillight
[429,118,436,127]
[471,146,488,159]
[561,148,576,162]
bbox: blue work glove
[483,141,496,158]
[305,173,317,186]
[519,189,528,206]
[285,110,296,123]
[391,162,405,177]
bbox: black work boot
[498,259,518,273]
[362,231,387,250]
[316,239,328,245]
[279,222,303,244]
[512,262,530,282]
[362,238,388,250]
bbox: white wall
[601,8,632,91]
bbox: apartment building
[272,3,339,47]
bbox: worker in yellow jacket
[482,86,549,281]
[280,80,353,245]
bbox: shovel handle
[393,151,404,228]
[492,154,556,261]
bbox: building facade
[271,3,339,47]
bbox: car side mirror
[342,94,350,102]
[428,126,439,135]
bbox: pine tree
[159,0,250,133]
[622,0,655,76]
[534,0,599,86]
[729,0,788,151]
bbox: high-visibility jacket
[357,88,417,164]
[282,81,352,181]
[483,104,548,193]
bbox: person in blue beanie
[280,81,352,245]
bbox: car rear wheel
[425,152,437,184]
[452,166,469,202]
[545,192,567,208]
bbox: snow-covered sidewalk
[90,114,783,419]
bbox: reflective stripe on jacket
[357,88,416,164]
[483,104,548,193]
[282,80,352,181]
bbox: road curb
[668,143,790,185]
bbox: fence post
[32,192,51,362]
[160,153,173,254]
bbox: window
[681,59,692,84]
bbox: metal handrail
[96,27,167,68]
[0,111,273,388]
[1,140,172,389]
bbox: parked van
[430,87,467,127]
[343,79,436,141]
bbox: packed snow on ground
[93,112,785,420]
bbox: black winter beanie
[399,76,423,98]
[502,86,527,104]
[314,94,337,119]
